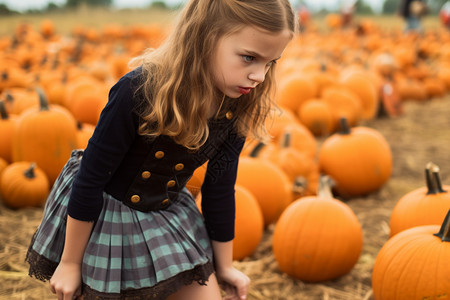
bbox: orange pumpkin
[76,121,95,150]
[12,88,78,184]
[236,156,292,226]
[0,100,16,162]
[277,123,317,160]
[389,162,450,237]
[339,70,379,120]
[185,162,208,197]
[297,98,333,137]
[318,118,393,198]
[232,185,264,260]
[372,209,450,300]
[271,132,319,197]
[275,73,318,114]
[0,161,50,209]
[195,185,264,260]
[272,176,363,282]
[0,157,7,177]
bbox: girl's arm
[49,216,94,300]
[212,240,250,300]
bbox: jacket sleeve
[200,131,246,242]
[67,73,139,222]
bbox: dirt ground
[1,95,450,300]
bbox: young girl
[26,0,296,299]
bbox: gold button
[161,198,170,206]
[167,180,176,187]
[174,163,184,171]
[226,111,233,120]
[141,171,151,179]
[155,151,165,159]
[130,195,141,203]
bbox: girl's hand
[49,261,83,300]
[216,266,250,300]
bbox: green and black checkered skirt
[26,150,215,300]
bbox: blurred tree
[355,0,374,14]
[47,2,61,11]
[0,3,20,15]
[150,1,168,9]
[65,0,112,8]
[382,0,398,14]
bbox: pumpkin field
[1,7,450,300]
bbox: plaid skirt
[26,150,214,300]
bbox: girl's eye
[242,55,255,62]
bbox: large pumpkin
[389,162,450,237]
[0,161,50,209]
[12,88,77,184]
[272,176,363,282]
[372,209,450,300]
[318,118,392,198]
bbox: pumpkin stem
[24,163,37,179]
[292,176,307,195]
[0,101,8,120]
[281,132,291,148]
[425,162,447,195]
[1,71,8,81]
[337,117,351,135]
[249,142,266,158]
[318,175,335,200]
[433,208,450,242]
[36,87,50,111]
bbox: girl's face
[212,26,292,99]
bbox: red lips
[238,87,252,95]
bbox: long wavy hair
[130,0,297,150]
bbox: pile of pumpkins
[1,16,450,299]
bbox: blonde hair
[130,0,297,150]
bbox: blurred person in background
[440,1,450,29]
[398,0,428,33]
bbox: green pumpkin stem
[433,208,450,242]
[0,101,8,120]
[24,163,37,179]
[282,133,291,148]
[249,142,266,158]
[337,117,351,135]
[36,87,50,111]
[425,162,447,195]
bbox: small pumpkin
[272,176,363,282]
[297,98,333,137]
[389,162,450,237]
[0,161,50,209]
[372,209,450,300]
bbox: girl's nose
[248,66,266,84]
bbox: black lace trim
[82,261,215,300]
[26,241,215,300]
[25,232,59,282]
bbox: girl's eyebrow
[243,49,281,61]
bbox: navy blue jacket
[67,68,245,242]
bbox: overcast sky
[0,0,383,13]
